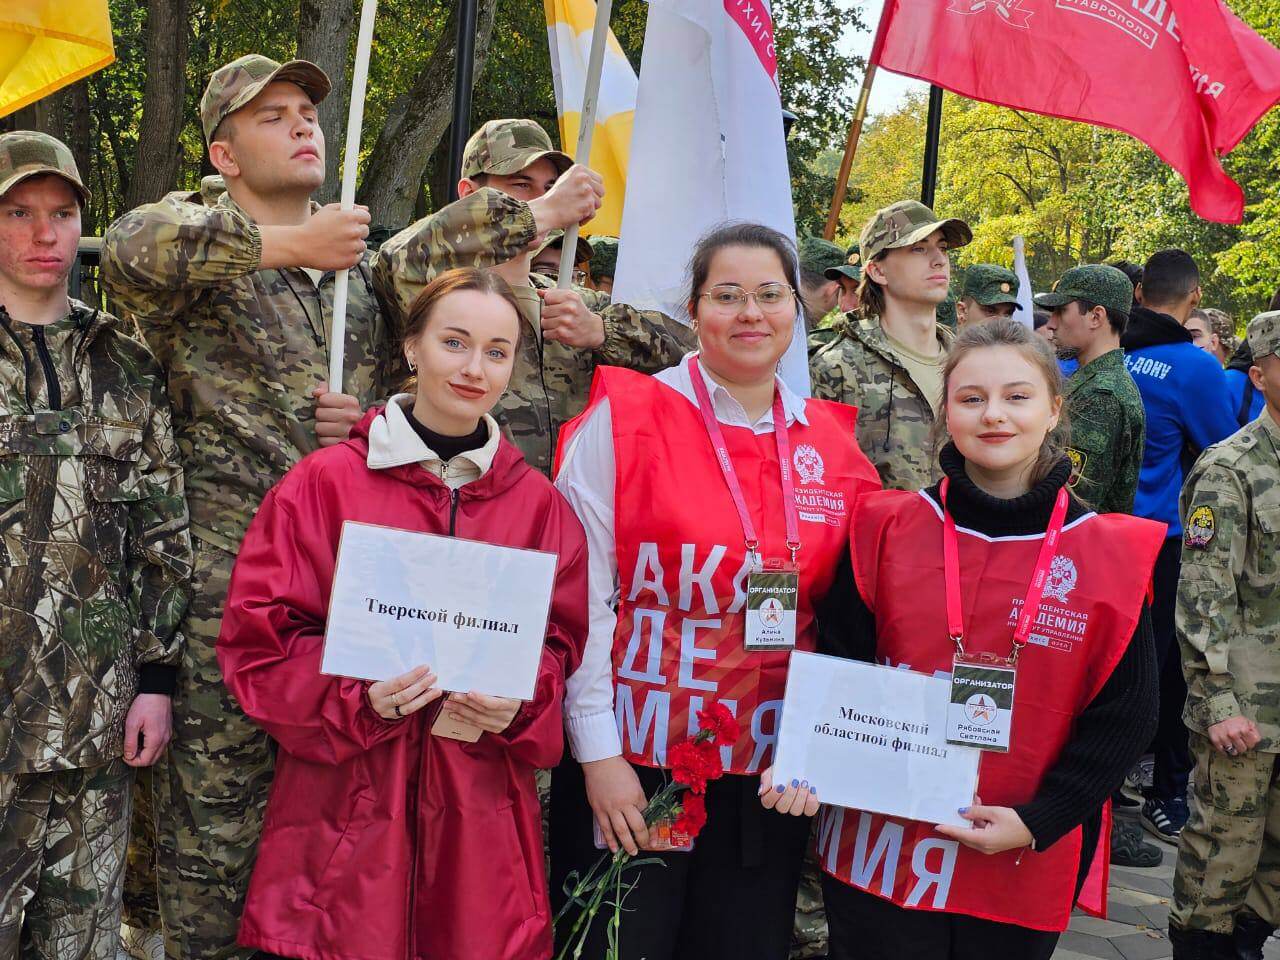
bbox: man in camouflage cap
[588,235,619,296]
[810,200,971,491]
[796,235,844,322]
[373,117,694,477]
[1169,310,1280,960]
[102,54,400,960]
[0,131,191,960]
[954,263,1020,329]
[1036,265,1146,516]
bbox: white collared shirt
[366,394,500,489]
[555,353,810,763]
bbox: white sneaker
[119,926,165,960]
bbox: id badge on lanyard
[939,478,1070,752]
[689,357,801,652]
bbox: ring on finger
[394,704,402,718]
[1226,744,1238,755]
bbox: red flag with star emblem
[870,0,1280,223]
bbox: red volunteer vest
[559,364,880,775]
[818,489,1164,932]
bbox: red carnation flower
[669,739,709,793]
[696,702,741,747]
[673,791,707,838]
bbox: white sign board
[320,522,557,700]
[772,652,981,828]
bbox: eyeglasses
[699,282,796,314]
[540,268,589,286]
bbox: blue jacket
[1224,340,1265,426]
[1121,307,1237,535]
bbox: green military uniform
[810,200,971,492]
[100,56,397,960]
[806,240,859,355]
[373,119,694,476]
[961,264,1020,307]
[1170,312,1280,954]
[1035,265,1145,514]
[0,132,191,960]
[588,235,618,291]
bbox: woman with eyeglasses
[548,222,881,958]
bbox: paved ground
[1056,809,1279,960]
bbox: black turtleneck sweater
[818,444,1157,865]
[404,408,489,462]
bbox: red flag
[871,0,1280,223]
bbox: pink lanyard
[940,477,1070,662]
[689,357,801,565]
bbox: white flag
[1012,236,1035,328]
[611,0,810,395]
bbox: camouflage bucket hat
[589,236,619,280]
[859,200,972,264]
[1034,264,1133,317]
[796,235,845,278]
[201,54,331,144]
[825,244,863,282]
[0,131,89,205]
[461,119,572,180]
[1247,310,1280,359]
[962,264,1020,306]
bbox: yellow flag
[0,0,114,118]
[543,0,636,237]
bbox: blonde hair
[935,318,1072,486]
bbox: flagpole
[920,84,943,208]
[556,0,614,289]
[328,0,378,393]
[448,0,480,202]
[823,62,877,241]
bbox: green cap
[1034,264,1133,316]
[461,119,572,180]
[796,235,845,278]
[533,229,593,266]
[824,244,862,282]
[589,236,619,280]
[962,264,1020,306]
[859,200,972,264]
[1247,310,1280,359]
[0,131,89,205]
[201,54,331,144]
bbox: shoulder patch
[1066,448,1087,487]
[1184,505,1216,548]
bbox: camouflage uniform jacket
[1063,348,1146,514]
[373,187,695,475]
[809,313,953,491]
[1177,411,1280,750]
[101,187,399,553]
[0,300,191,774]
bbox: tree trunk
[297,0,356,204]
[124,0,190,211]
[357,0,497,230]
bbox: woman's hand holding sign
[444,692,521,733]
[368,665,443,720]
[758,766,820,817]
[934,796,1034,855]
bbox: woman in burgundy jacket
[216,268,589,960]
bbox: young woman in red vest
[549,223,881,958]
[815,318,1164,959]
[215,269,589,960]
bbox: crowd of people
[1,50,1276,960]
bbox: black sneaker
[1142,796,1189,843]
[1111,817,1163,867]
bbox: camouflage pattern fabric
[121,767,159,931]
[0,759,131,959]
[101,188,399,555]
[1063,348,1146,514]
[790,830,828,959]
[1035,264,1133,317]
[961,263,1020,306]
[373,186,695,475]
[199,55,329,144]
[810,314,953,491]
[858,200,971,263]
[1171,733,1280,932]
[460,118,571,180]
[0,130,89,205]
[588,236,618,282]
[0,302,190,775]
[1177,411,1280,748]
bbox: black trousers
[822,877,1060,960]
[549,756,811,959]
[1150,535,1192,803]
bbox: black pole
[448,0,480,201]
[920,85,943,208]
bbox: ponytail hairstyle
[934,317,1072,486]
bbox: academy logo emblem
[1042,555,1078,603]
[760,596,785,627]
[1185,506,1216,548]
[793,444,825,484]
[946,0,1034,28]
[965,693,998,725]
